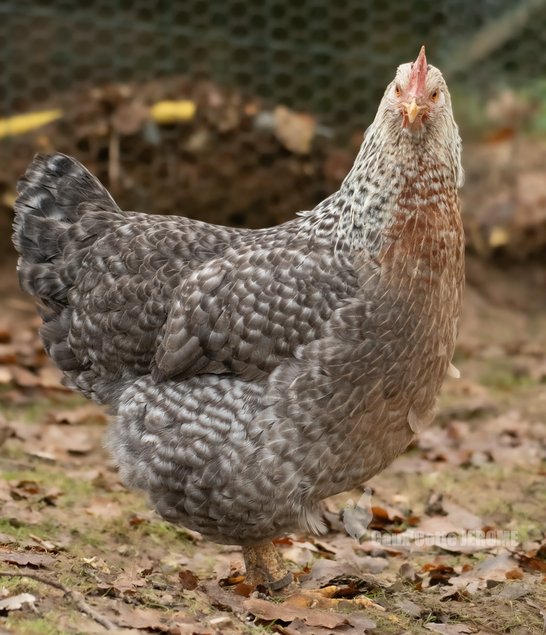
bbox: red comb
[408,46,428,96]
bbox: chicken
[12,47,464,591]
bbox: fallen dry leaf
[0,344,17,364]
[433,535,504,555]
[37,366,67,390]
[505,567,524,579]
[496,581,531,600]
[399,562,419,583]
[9,366,40,388]
[416,516,465,536]
[514,550,546,574]
[113,603,206,633]
[306,556,387,588]
[419,411,546,469]
[344,613,376,632]
[178,568,199,591]
[46,404,107,426]
[471,552,521,582]
[10,479,41,499]
[81,556,111,574]
[244,596,348,629]
[437,501,484,531]
[369,504,405,529]
[0,550,54,568]
[84,496,123,519]
[446,552,525,596]
[23,424,96,459]
[395,597,423,618]
[27,534,63,552]
[0,533,16,545]
[283,540,319,563]
[0,592,36,613]
[0,501,44,525]
[282,612,376,634]
[108,569,148,596]
[199,581,245,615]
[421,562,456,587]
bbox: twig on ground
[0,570,117,631]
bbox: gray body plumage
[13,60,464,546]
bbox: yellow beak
[403,99,421,124]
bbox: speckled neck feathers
[300,84,464,259]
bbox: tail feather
[13,153,120,304]
[13,153,122,391]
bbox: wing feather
[154,246,357,381]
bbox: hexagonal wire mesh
[1,0,545,232]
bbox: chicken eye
[430,89,440,102]
[394,84,401,98]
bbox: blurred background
[1,0,546,256]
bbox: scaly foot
[242,542,294,591]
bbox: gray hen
[13,47,464,589]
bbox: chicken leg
[242,543,385,610]
[242,542,293,591]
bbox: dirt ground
[0,254,545,635]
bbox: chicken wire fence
[1,0,546,233]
